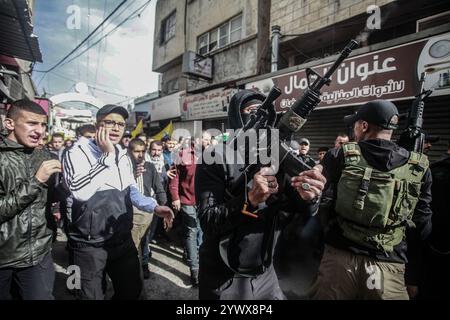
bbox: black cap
[96,104,129,120]
[123,130,132,138]
[289,140,300,150]
[299,138,310,145]
[344,100,399,130]
[425,134,440,143]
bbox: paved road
[52,231,198,300]
[52,229,319,300]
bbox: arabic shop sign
[181,88,238,121]
[245,33,450,111]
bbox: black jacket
[322,139,433,283]
[0,136,56,268]
[196,90,316,289]
[429,154,450,253]
[139,162,167,206]
[299,154,316,168]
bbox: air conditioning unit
[0,74,25,101]
[416,11,450,32]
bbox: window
[165,78,179,94]
[230,15,242,43]
[209,29,218,52]
[219,23,229,47]
[197,14,242,55]
[160,11,176,44]
[198,34,208,56]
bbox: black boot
[142,265,150,280]
[190,269,199,287]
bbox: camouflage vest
[335,142,428,253]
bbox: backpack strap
[354,166,373,210]
[342,143,372,210]
[342,142,360,165]
[407,151,429,178]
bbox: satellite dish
[75,82,89,94]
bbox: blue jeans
[181,205,202,271]
[0,252,55,300]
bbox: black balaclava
[227,90,266,130]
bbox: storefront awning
[0,0,42,62]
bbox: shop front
[243,30,450,161]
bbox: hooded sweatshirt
[322,139,433,284]
[196,90,316,289]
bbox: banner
[246,33,450,111]
[181,88,238,120]
[131,119,143,138]
[152,121,174,141]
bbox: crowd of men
[0,93,448,300]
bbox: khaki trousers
[130,211,153,300]
[131,211,153,253]
[310,245,409,300]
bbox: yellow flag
[152,121,174,140]
[131,119,143,138]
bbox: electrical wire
[34,0,127,73]
[57,0,152,69]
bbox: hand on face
[96,113,126,148]
[96,126,115,153]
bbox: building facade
[244,0,450,161]
[149,0,271,137]
[147,0,449,160]
[0,0,41,128]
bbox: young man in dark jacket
[195,90,326,300]
[312,100,433,300]
[128,138,167,279]
[0,100,62,300]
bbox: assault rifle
[398,72,433,153]
[228,39,359,194]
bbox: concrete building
[243,0,450,161]
[150,0,271,135]
[148,0,450,160]
[0,0,41,128]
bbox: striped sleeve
[63,145,116,201]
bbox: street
[51,228,317,300]
[52,231,198,300]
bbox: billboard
[246,33,450,111]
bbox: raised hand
[35,160,62,183]
[291,166,326,201]
[248,167,279,206]
[96,126,114,153]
